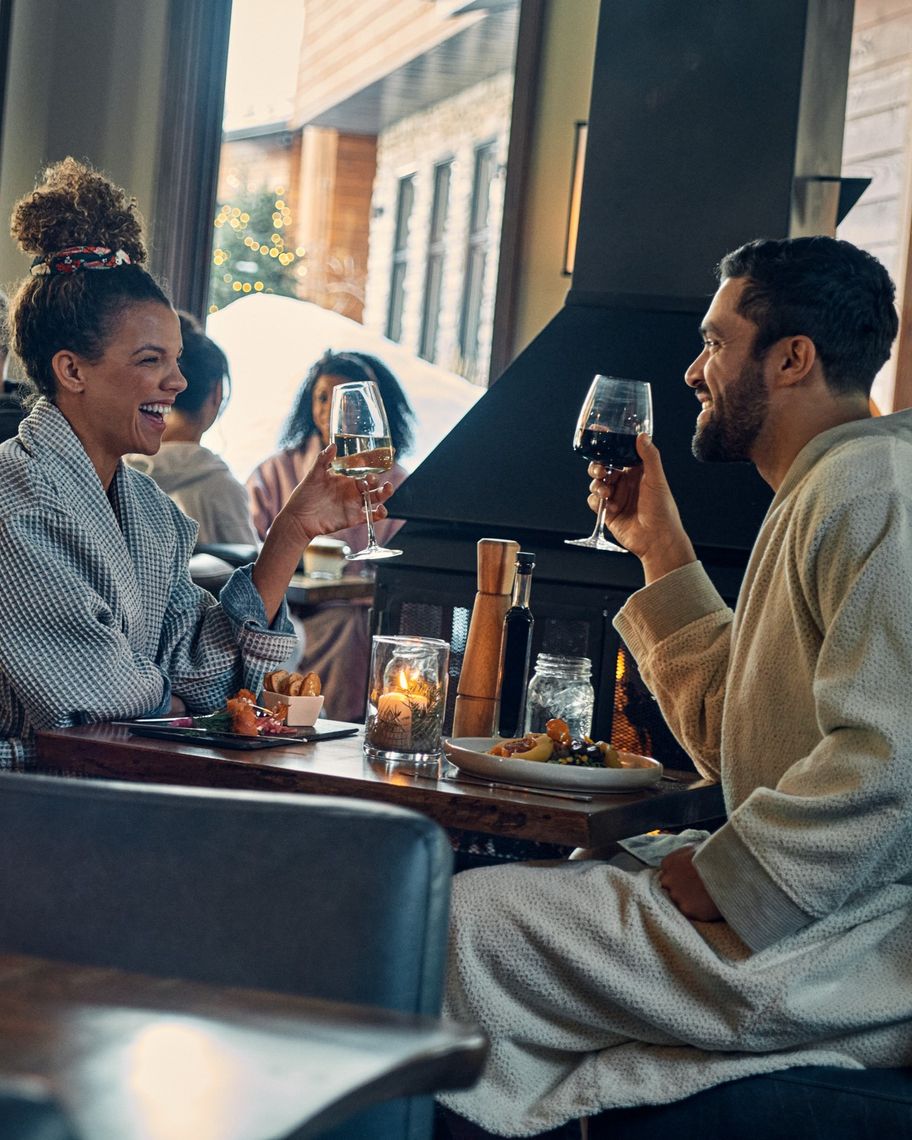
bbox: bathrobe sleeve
[155,551,298,713]
[0,506,172,726]
[0,503,297,731]
[614,560,733,782]
[694,486,912,950]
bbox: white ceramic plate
[443,738,663,792]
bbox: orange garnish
[226,697,259,736]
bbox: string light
[209,186,307,311]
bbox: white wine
[331,434,395,477]
[328,379,402,559]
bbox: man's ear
[51,349,87,395]
[769,335,816,389]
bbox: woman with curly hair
[0,158,392,768]
[246,350,415,720]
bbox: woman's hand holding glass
[329,380,402,560]
[252,447,393,621]
[277,441,393,549]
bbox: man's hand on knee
[658,845,722,922]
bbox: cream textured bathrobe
[0,401,298,769]
[441,412,912,1136]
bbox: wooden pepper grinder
[452,538,520,738]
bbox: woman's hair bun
[10,156,148,264]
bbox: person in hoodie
[0,290,28,444]
[128,313,257,546]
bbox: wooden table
[285,572,375,608]
[0,952,485,1140]
[35,725,724,849]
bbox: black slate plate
[113,719,360,750]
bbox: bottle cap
[516,551,536,571]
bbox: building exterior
[214,0,520,385]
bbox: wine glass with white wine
[565,374,653,553]
[329,380,402,560]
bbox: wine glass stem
[587,495,609,543]
[362,488,379,549]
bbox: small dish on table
[261,689,324,727]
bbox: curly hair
[0,290,9,358]
[718,236,898,396]
[8,157,171,400]
[278,349,415,456]
[174,312,230,417]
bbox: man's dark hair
[174,312,230,417]
[718,236,898,396]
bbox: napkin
[617,828,711,867]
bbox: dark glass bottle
[497,551,535,738]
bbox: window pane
[459,142,498,372]
[206,0,521,486]
[386,174,415,341]
[419,162,452,360]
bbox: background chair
[0,1079,77,1140]
[0,772,465,1139]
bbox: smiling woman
[0,158,393,770]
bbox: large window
[419,160,452,362]
[386,174,415,343]
[204,0,525,483]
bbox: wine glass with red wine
[565,374,653,552]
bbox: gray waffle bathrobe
[0,400,298,769]
[441,412,912,1136]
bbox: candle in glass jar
[375,671,428,746]
[365,636,450,764]
[376,690,413,735]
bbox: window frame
[458,140,498,370]
[386,173,416,343]
[419,158,454,362]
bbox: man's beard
[692,356,769,463]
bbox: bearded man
[437,237,912,1138]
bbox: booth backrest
[0,773,456,1139]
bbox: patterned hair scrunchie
[30,246,133,276]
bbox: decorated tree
[207,186,305,313]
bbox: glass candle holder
[364,635,450,768]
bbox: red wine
[574,428,640,468]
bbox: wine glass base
[346,547,403,561]
[564,536,628,554]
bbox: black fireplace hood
[389,0,858,560]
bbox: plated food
[487,718,623,768]
[261,670,324,727]
[160,677,324,737]
[444,734,663,793]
